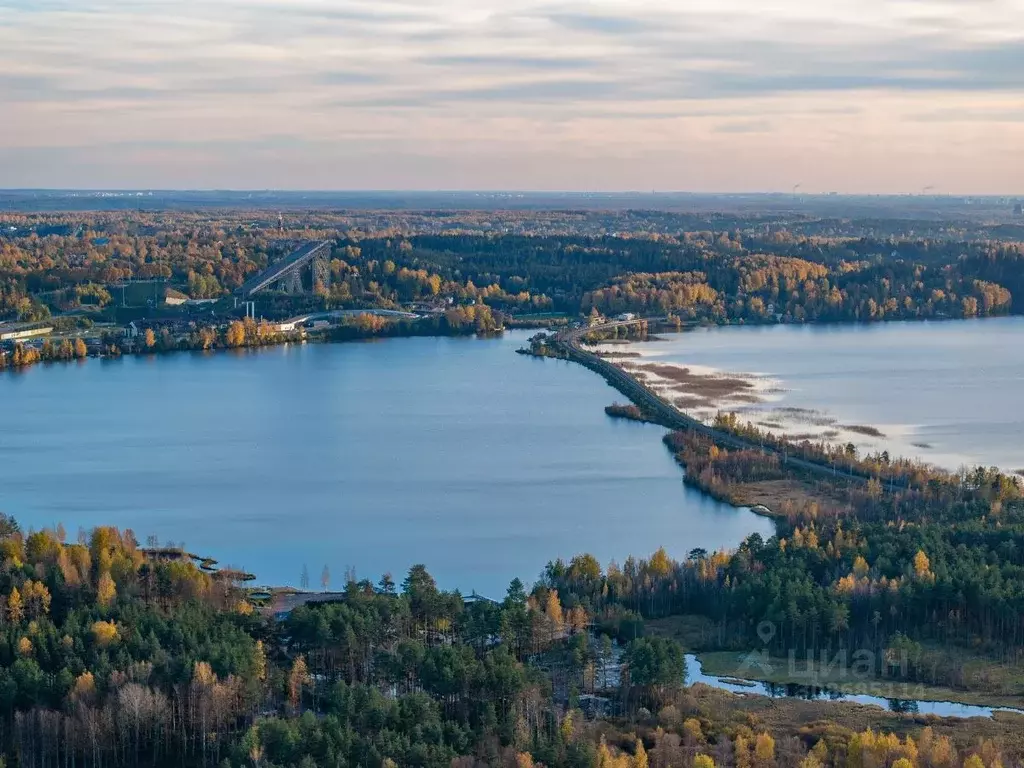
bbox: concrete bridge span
[237,240,333,297]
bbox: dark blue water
[0,331,772,595]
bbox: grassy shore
[648,616,1024,710]
[696,651,1024,710]
[675,686,1024,755]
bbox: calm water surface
[685,654,1022,719]
[631,318,1024,473]
[0,331,772,595]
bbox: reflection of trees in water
[888,699,920,714]
[762,681,849,702]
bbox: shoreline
[0,321,504,375]
[595,329,1022,478]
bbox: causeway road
[555,319,887,488]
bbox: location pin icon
[757,621,776,646]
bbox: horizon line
[2,188,1021,198]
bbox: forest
[0,210,1021,329]
[3,207,1024,765]
[2,490,1024,767]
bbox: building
[164,288,189,306]
[0,324,54,342]
[463,592,498,607]
[123,321,139,339]
[616,312,637,322]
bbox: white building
[0,325,53,342]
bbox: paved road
[555,320,887,489]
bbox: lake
[0,330,772,595]
[625,318,1024,474]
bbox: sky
[1,0,1023,193]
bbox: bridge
[555,319,892,489]
[237,240,333,297]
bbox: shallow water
[627,318,1024,473]
[0,331,773,595]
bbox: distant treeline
[2,211,1021,327]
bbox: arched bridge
[237,240,333,297]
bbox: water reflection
[685,655,1022,720]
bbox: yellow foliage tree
[545,590,565,639]
[913,550,932,579]
[97,571,117,608]
[695,756,716,768]
[559,710,577,744]
[17,636,32,656]
[7,586,23,624]
[288,655,311,710]
[755,732,776,764]
[920,728,955,768]
[648,546,672,577]
[683,718,705,743]
[252,640,268,683]
[22,580,51,618]
[91,620,119,647]
[812,739,829,764]
[634,739,649,768]
[567,605,589,634]
[71,671,97,705]
[193,660,217,687]
[226,321,246,348]
[735,735,752,768]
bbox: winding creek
[685,655,1023,720]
